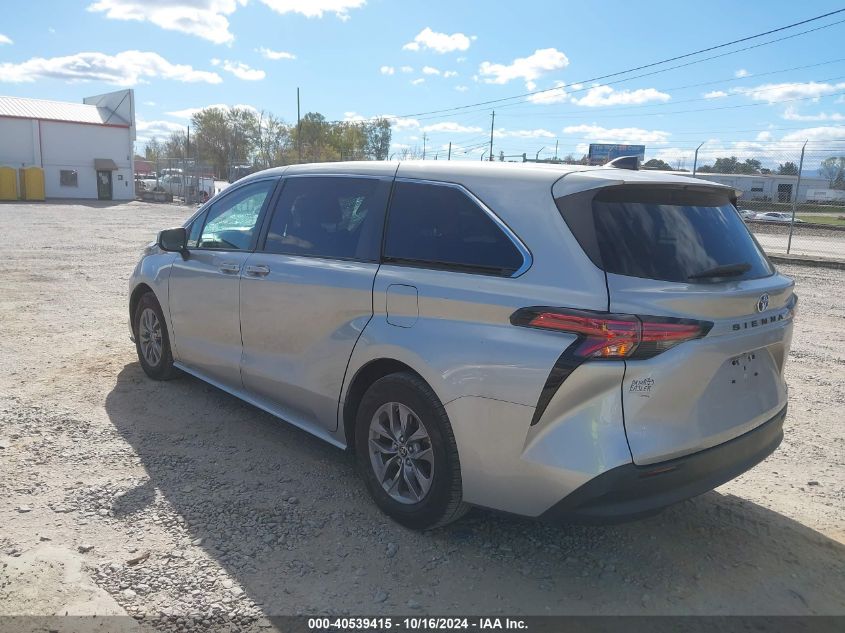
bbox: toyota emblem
[756,293,770,313]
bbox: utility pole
[447,142,452,161]
[692,141,704,176]
[554,139,559,161]
[422,133,427,160]
[296,87,302,163]
[488,110,495,162]
[787,140,807,255]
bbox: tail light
[510,307,712,360]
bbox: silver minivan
[129,160,795,529]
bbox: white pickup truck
[138,174,229,202]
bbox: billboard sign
[588,143,646,165]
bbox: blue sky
[2,0,845,166]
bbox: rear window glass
[558,186,773,283]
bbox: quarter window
[197,180,275,251]
[383,181,524,276]
[263,176,390,261]
[186,210,207,248]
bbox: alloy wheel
[138,307,163,367]
[368,402,434,504]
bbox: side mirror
[158,227,189,259]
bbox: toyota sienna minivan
[128,160,795,529]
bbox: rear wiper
[688,262,752,279]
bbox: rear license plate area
[726,351,762,388]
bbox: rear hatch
[555,177,795,465]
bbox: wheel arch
[341,358,429,451]
[129,282,156,327]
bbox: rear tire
[133,292,177,380]
[355,372,468,530]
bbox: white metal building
[687,172,829,204]
[0,89,135,200]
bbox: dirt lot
[1,201,843,629]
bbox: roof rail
[605,155,640,171]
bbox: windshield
[557,186,774,284]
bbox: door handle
[245,264,271,277]
[219,262,240,274]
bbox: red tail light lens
[511,307,712,360]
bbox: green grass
[740,200,845,215]
[797,214,845,226]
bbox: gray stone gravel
[0,202,843,631]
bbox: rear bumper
[540,404,786,524]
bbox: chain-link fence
[133,157,225,205]
[638,141,845,262]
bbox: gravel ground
[0,201,843,630]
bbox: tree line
[144,107,392,180]
[642,155,845,188]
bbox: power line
[337,9,845,125]
[498,66,845,118]
[403,21,845,125]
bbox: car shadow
[104,362,845,616]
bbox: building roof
[0,95,130,127]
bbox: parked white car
[755,212,804,223]
[139,174,229,202]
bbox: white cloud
[703,90,728,99]
[496,128,556,139]
[217,60,265,81]
[379,65,395,75]
[403,27,472,53]
[0,33,12,45]
[478,48,569,87]
[781,125,845,143]
[782,106,844,122]
[143,100,156,106]
[87,0,243,44]
[735,69,749,78]
[167,103,259,118]
[400,65,414,73]
[527,81,567,104]
[756,131,772,141]
[256,47,296,60]
[422,66,441,76]
[258,0,366,20]
[571,85,670,107]
[344,112,420,130]
[562,124,671,145]
[455,85,468,92]
[388,117,421,131]
[421,122,483,134]
[0,50,221,85]
[443,70,458,78]
[135,118,187,139]
[411,78,425,85]
[735,81,845,104]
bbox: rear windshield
[557,186,773,283]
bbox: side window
[186,210,207,248]
[263,176,390,261]
[198,180,276,251]
[384,181,524,276]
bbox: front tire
[355,373,468,530]
[133,292,177,380]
